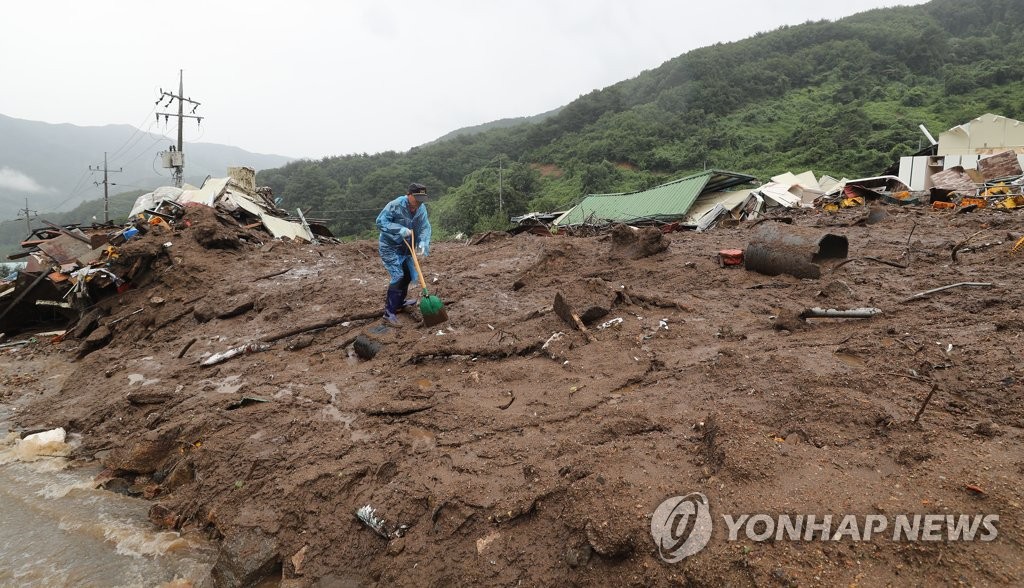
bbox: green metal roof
[554,170,756,226]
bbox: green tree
[283,165,341,214]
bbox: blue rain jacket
[376,195,432,284]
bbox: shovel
[404,230,449,327]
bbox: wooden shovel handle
[404,229,429,292]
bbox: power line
[42,119,169,217]
[107,103,159,164]
[45,168,96,214]
[108,118,161,168]
[119,131,170,168]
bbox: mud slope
[6,207,1024,586]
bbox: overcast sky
[2,0,928,160]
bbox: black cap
[407,182,427,195]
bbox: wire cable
[107,103,159,163]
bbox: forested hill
[257,0,1024,238]
[424,107,563,145]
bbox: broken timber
[553,292,594,343]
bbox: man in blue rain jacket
[375,182,432,325]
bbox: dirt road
[4,206,1023,586]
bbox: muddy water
[0,411,217,587]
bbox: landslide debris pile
[0,167,333,338]
[5,206,1024,587]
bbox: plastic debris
[16,428,71,460]
[355,505,407,540]
[542,332,565,350]
[718,249,744,267]
[201,341,272,367]
[0,338,36,350]
[597,318,624,330]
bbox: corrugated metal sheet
[554,170,755,226]
[178,177,230,207]
[684,190,753,224]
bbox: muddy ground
[2,205,1023,586]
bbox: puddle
[215,375,244,394]
[322,406,372,442]
[323,384,370,441]
[320,404,351,425]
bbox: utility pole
[498,156,503,212]
[17,198,37,234]
[90,152,122,223]
[157,69,202,188]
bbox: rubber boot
[383,287,404,325]
[401,285,418,312]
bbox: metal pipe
[800,307,882,319]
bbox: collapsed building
[540,169,839,234]
[895,113,1024,191]
[516,114,1024,235]
[0,167,333,336]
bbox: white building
[898,114,1024,191]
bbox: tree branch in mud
[914,383,940,424]
[901,282,995,303]
[832,257,907,271]
[253,268,291,281]
[261,311,381,343]
[406,342,544,364]
[882,371,931,383]
[363,401,435,416]
[615,287,693,312]
[950,230,985,263]
[553,292,594,343]
[141,306,195,340]
[177,337,197,358]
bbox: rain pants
[376,196,432,314]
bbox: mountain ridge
[0,113,293,218]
